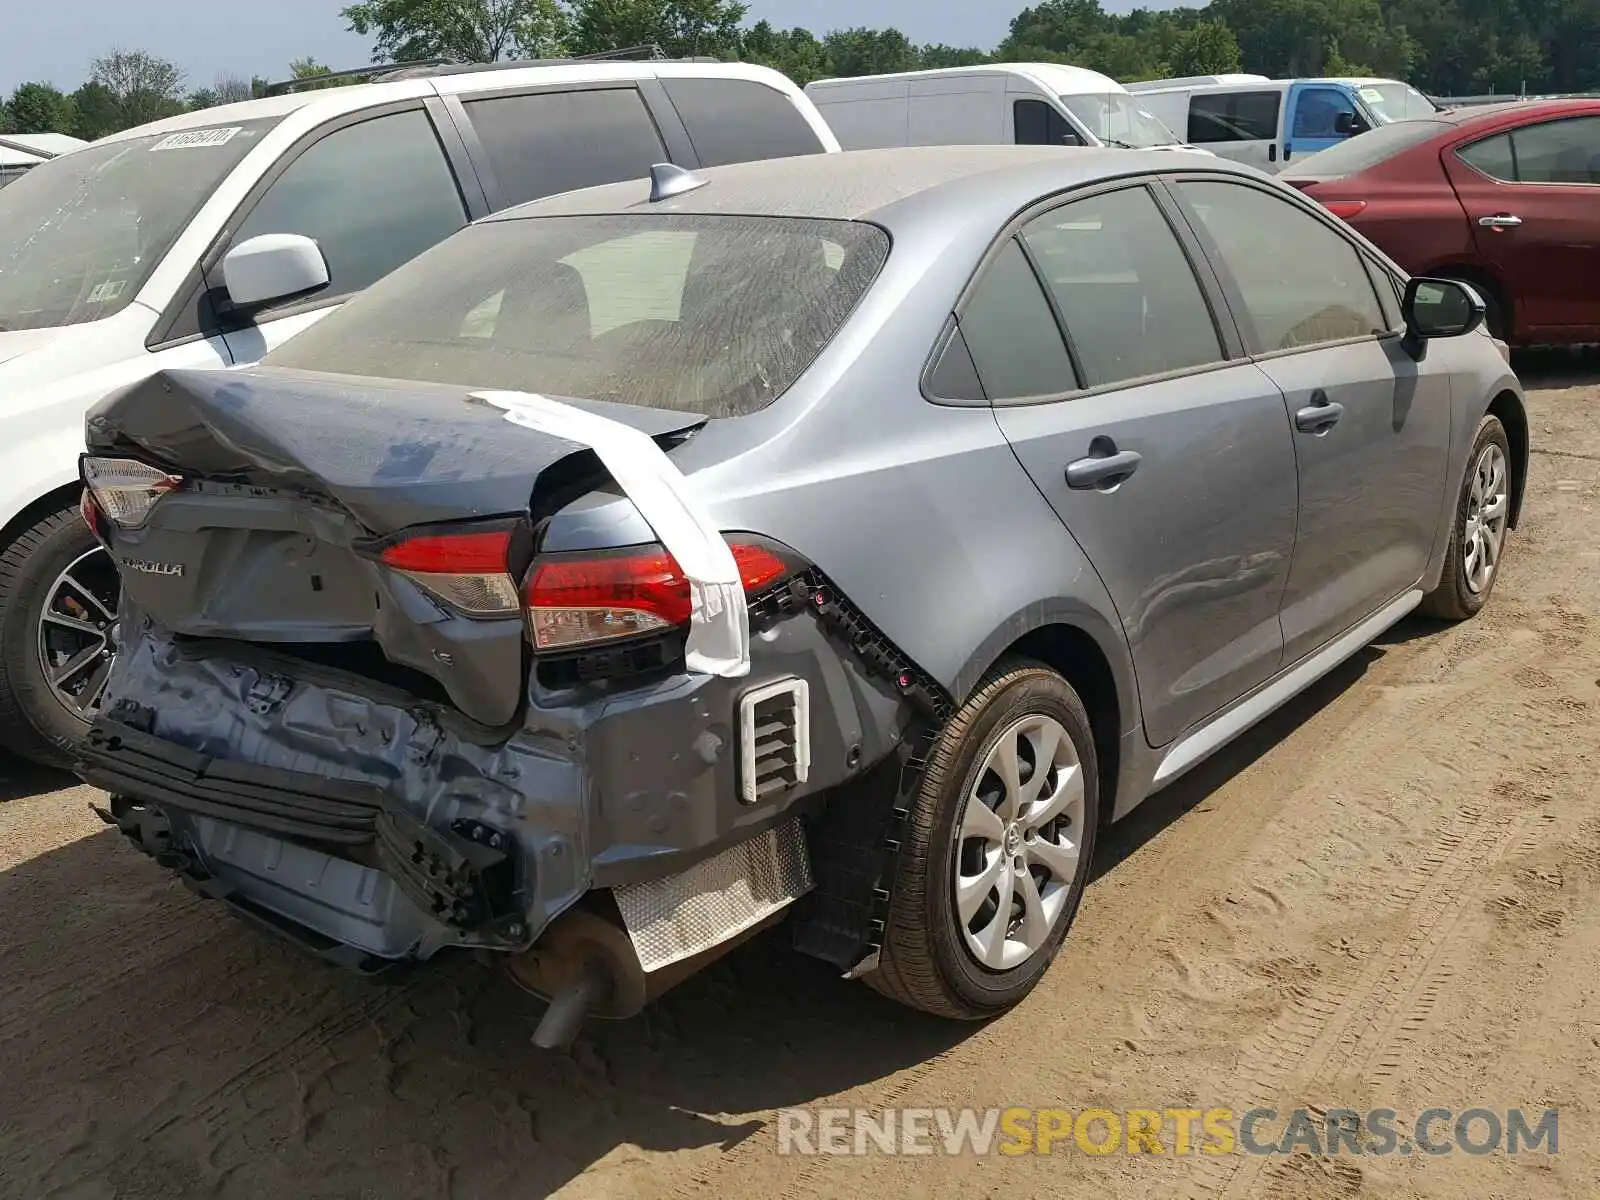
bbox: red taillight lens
[1320,199,1368,220]
[379,528,520,617]
[525,542,791,652]
[80,456,184,530]
[80,489,105,542]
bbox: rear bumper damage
[80,583,920,986]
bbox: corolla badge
[120,557,185,578]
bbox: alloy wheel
[37,546,121,720]
[954,713,1086,971]
[1462,442,1509,595]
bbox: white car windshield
[1359,83,1438,124]
[0,117,278,332]
[1059,93,1183,148]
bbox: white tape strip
[473,390,749,678]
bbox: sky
[0,0,1110,94]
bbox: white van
[804,64,1194,152]
[1125,76,1438,172]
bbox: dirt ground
[3,357,1598,1200]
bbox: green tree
[69,82,121,139]
[740,21,830,84]
[821,27,920,76]
[343,0,568,63]
[1168,19,1244,75]
[918,44,991,70]
[6,82,75,134]
[567,0,748,59]
[91,48,187,129]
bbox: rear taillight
[1319,199,1368,220]
[525,542,790,652]
[378,528,521,617]
[80,456,184,530]
[79,488,105,543]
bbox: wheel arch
[0,480,84,553]
[953,606,1137,825]
[1487,388,1529,528]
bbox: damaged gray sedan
[76,148,1526,1045]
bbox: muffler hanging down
[508,817,815,1048]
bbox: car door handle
[1478,213,1522,228]
[1066,441,1142,490]
[1294,395,1345,434]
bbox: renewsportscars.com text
[776,1106,1560,1157]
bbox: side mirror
[1401,276,1485,360]
[221,233,330,311]
[1334,111,1357,135]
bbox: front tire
[1421,415,1512,621]
[0,503,120,769]
[870,660,1100,1020]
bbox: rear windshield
[264,213,889,418]
[1282,118,1453,178]
[0,118,278,331]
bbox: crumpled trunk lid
[87,366,703,726]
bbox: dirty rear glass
[264,213,890,418]
[0,118,278,330]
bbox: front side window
[661,78,824,166]
[464,88,667,207]
[1178,180,1385,352]
[229,109,466,305]
[1020,187,1222,387]
[0,117,278,331]
[1293,88,1358,139]
[1014,99,1083,147]
[264,214,888,418]
[1188,92,1282,143]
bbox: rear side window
[959,239,1077,398]
[661,78,824,166]
[1178,180,1386,352]
[263,214,889,418]
[229,109,466,303]
[464,88,667,207]
[1504,116,1600,184]
[1457,132,1516,181]
[1015,99,1083,146]
[1188,92,1281,143]
[1020,187,1221,387]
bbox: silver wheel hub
[37,546,121,721]
[1462,442,1509,596]
[954,713,1086,972]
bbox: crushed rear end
[75,365,922,1043]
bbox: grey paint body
[82,147,1526,964]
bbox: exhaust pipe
[506,902,791,1049]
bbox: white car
[0,55,839,767]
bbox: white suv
[0,56,839,767]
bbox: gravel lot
[3,356,1597,1200]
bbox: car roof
[808,62,1123,96]
[489,145,1246,228]
[1436,97,1600,126]
[92,60,797,146]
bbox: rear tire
[0,503,117,769]
[1421,415,1512,621]
[869,659,1099,1020]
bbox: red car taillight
[1319,199,1368,221]
[378,528,522,617]
[525,542,789,651]
[80,456,184,530]
[375,525,794,652]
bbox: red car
[1282,98,1600,345]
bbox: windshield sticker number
[1359,87,1385,104]
[151,127,242,151]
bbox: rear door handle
[1295,392,1345,434]
[1066,439,1142,490]
[1478,213,1522,228]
